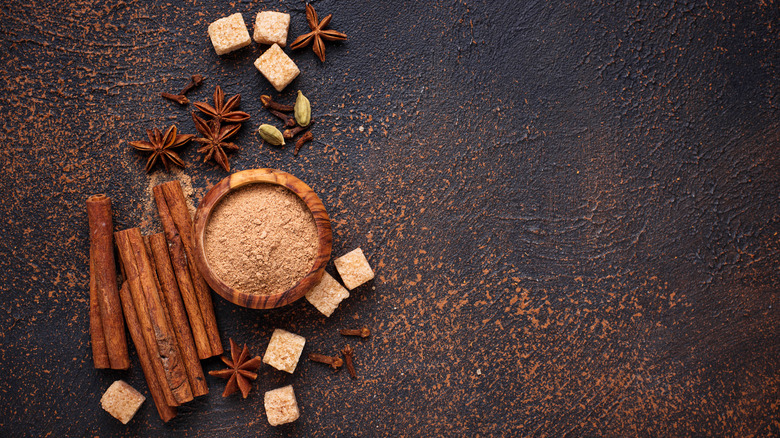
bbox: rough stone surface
[0,0,777,436]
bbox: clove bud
[260,95,295,112]
[294,131,313,156]
[340,327,371,338]
[179,74,204,95]
[161,92,189,105]
[341,344,356,379]
[269,109,297,128]
[284,121,314,140]
[309,353,343,370]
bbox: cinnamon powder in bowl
[192,169,332,309]
[204,183,318,296]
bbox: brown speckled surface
[1,0,778,436]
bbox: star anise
[193,85,250,124]
[208,339,263,398]
[192,114,240,172]
[129,125,193,173]
[289,4,347,62]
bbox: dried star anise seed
[289,4,347,62]
[129,125,193,173]
[192,114,240,172]
[193,85,250,124]
[208,338,263,398]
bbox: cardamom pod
[258,124,285,146]
[294,90,311,127]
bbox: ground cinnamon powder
[204,183,318,295]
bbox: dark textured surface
[0,0,778,436]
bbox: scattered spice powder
[204,183,318,295]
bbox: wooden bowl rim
[192,168,332,309]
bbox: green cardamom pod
[258,124,285,146]
[294,90,311,127]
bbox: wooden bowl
[192,168,332,309]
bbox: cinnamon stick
[115,228,194,405]
[89,257,110,369]
[154,181,223,356]
[115,229,178,407]
[148,233,208,397]
[118,281,177,422]
[86,194,129,370]
[153,187,212,359]
[160,182,223,355]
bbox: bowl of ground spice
[192,168,332,309]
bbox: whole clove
[269,109,297,128]
[260,95,295,112]
[284,126,306,140]
[161,92,189,105]
[284,121,314,140]
[340,327,371,338]
[179,74,204,96]
[309,353,343,370]
[341,344,356,379]
[161,75,204,106]
[294,131,313,156]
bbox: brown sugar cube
[208,13,252,55]
[262,329,305,373]
[305,272,350,317]
[264,385,300,426]
[333,248,374,290]
[253,44,300,92]
[253,11,290,47]
[100,380,146,424]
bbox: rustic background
[1,0,778,436]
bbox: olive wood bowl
[192,168,332,309]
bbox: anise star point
[208,338,263,398]
[129,125,193,173]
[290,4,347,62]
[193,85,250,124]
[192,114,241,172]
